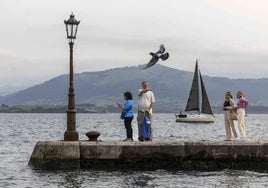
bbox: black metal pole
[64,41,79,141]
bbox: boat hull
[175,114,214,123]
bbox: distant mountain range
[1,65,268,111]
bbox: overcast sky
[1,0,268,89]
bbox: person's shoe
[233,137,239,141]
[224,139,231,141]
[123,138,133,142]
[138,137,145,142]
[146,138,153,142]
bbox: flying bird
[140,45,169,69]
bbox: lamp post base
[65,109,78,141]
[64,131,79,141]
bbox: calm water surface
[1,113,268,187]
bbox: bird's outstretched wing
[156,44,165,54]
[140,53,159,69]
[159,52,169,61]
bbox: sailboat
[175,60,215,123]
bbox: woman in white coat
[223,91,238,141]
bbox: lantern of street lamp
[64,13,80,42]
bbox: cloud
[0,0,268,90]
[0,50,20,59]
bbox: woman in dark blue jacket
[117,91,134,141]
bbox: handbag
[230,109,238,121]
[120,110,125,119]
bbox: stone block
[80,141,98,159]
[117,142,137,161]
[29,141,80,169]
[184,141,210,159]
[159,141,185,158]
[208,141,233,159]
[61,141,80,159]
[232,142,261,159]
[96,142,117,159]
[134,142,161,159]
[260,142,268,158]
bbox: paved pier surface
[29,140,268,170]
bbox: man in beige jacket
[137,81,155,141]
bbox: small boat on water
[175,60,214,123]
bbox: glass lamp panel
[73,24,78,39]
[67,24,74,39]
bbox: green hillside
[1,64,268,111]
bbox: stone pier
[29,140,268,170]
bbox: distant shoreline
[0,104,268,114]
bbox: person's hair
[226,91,233,99]
[124,91,133,100]
[141,81,148,86]
[236,91,244,98]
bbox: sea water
[1,113,268,187]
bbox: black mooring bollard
[86,131,100,141]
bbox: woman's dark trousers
[124,117,133,139]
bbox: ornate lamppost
[64,13,80,141]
